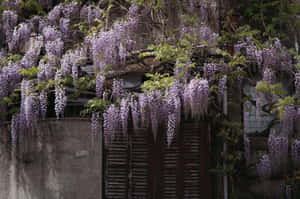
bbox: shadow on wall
[0,118,103,199]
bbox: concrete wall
[0,118,103,199]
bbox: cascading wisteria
[281,104,296,135]
[90,5,145,72]
[165,81,182,146]
[59,18,70,39]
[96,74,105,98]
[45,38,64,57]
[91,112,100,134]
[184,78,209,119]
[218,75,227,105]
[1,10,18,42]
[291,139,300,168]
[268,134,289,175]
[103,104,121,146]
[8,22,32,51]
[21,79,39,129]
[42,26,62,41]
[54,70,67,119]
[130,96,140,131]
[39,90,47,120]
[120,98,130,135]
[138,93,150,128]
[295,72,300,97]
[48,4,62,26]
[203,63,219,81]
[80,5,102,27]
[11,113,20,143]
[148,91,163,141]
[256,154,272,179]
[112,79,124,102]
[262,67,275,84]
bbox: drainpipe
[223,88,228,199]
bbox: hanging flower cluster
[268,134,289,175]
[120,98,130,135]
[21,80,39,129]
[262,67,275,84]
[91,112,100,134]
[295,72,300,97]
[96,74,105,98]
[112,79,124,102]
[89,5,147,72]
[184,78,209,119]
[256,154,272,179]
[103,104,121,146]
[54,71,67,119]
[281,104,296,135]
[291,139,300,168]
[218,75,227,105]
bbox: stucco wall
[0,118,103,199]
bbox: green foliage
[80,98,110,116]
[126,0,162,10]
[238,0,300,39]
[219,25,260,44]
[18,66,40,79]
[142,73,174,93]
[73,21,89,35]
[76,76,95,90]
[0,54,23,68]
[18,0,45,17]
[271,96,295,120]
[256,81,287,96]
[216,121,244,176]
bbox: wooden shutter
[104,121,212,199]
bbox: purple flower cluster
[263,67,275,84]
[96,74,105,98]
[103,104,121,146]
[48,4,62,26]
[45,38,64,57]
[1,10,18,42]
[256,154,272,179]
[138,93,150,128]
[148,91,163,141]
[281,104,296,135]
[218,75,227,105]
[8,23,32,51]
[291,139,300,168]
[203,63,220,81]
[295,73,300,97]
[130,96,140,131]
[39,90,47,120]
[120,98,130,135]
[184,78,209,119]
[11,113,20,143]
[54,70,67,119]
[268,134,289,175]
[112,79,124,102]
[80,5,102,27]
[21,80,39,129]
[42,26,62,41]
[91,112,100,134]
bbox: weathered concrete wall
[0,118,103,199]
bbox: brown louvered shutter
[104,121,212,199]
[105,132,129,199]
[130,129,149,199]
